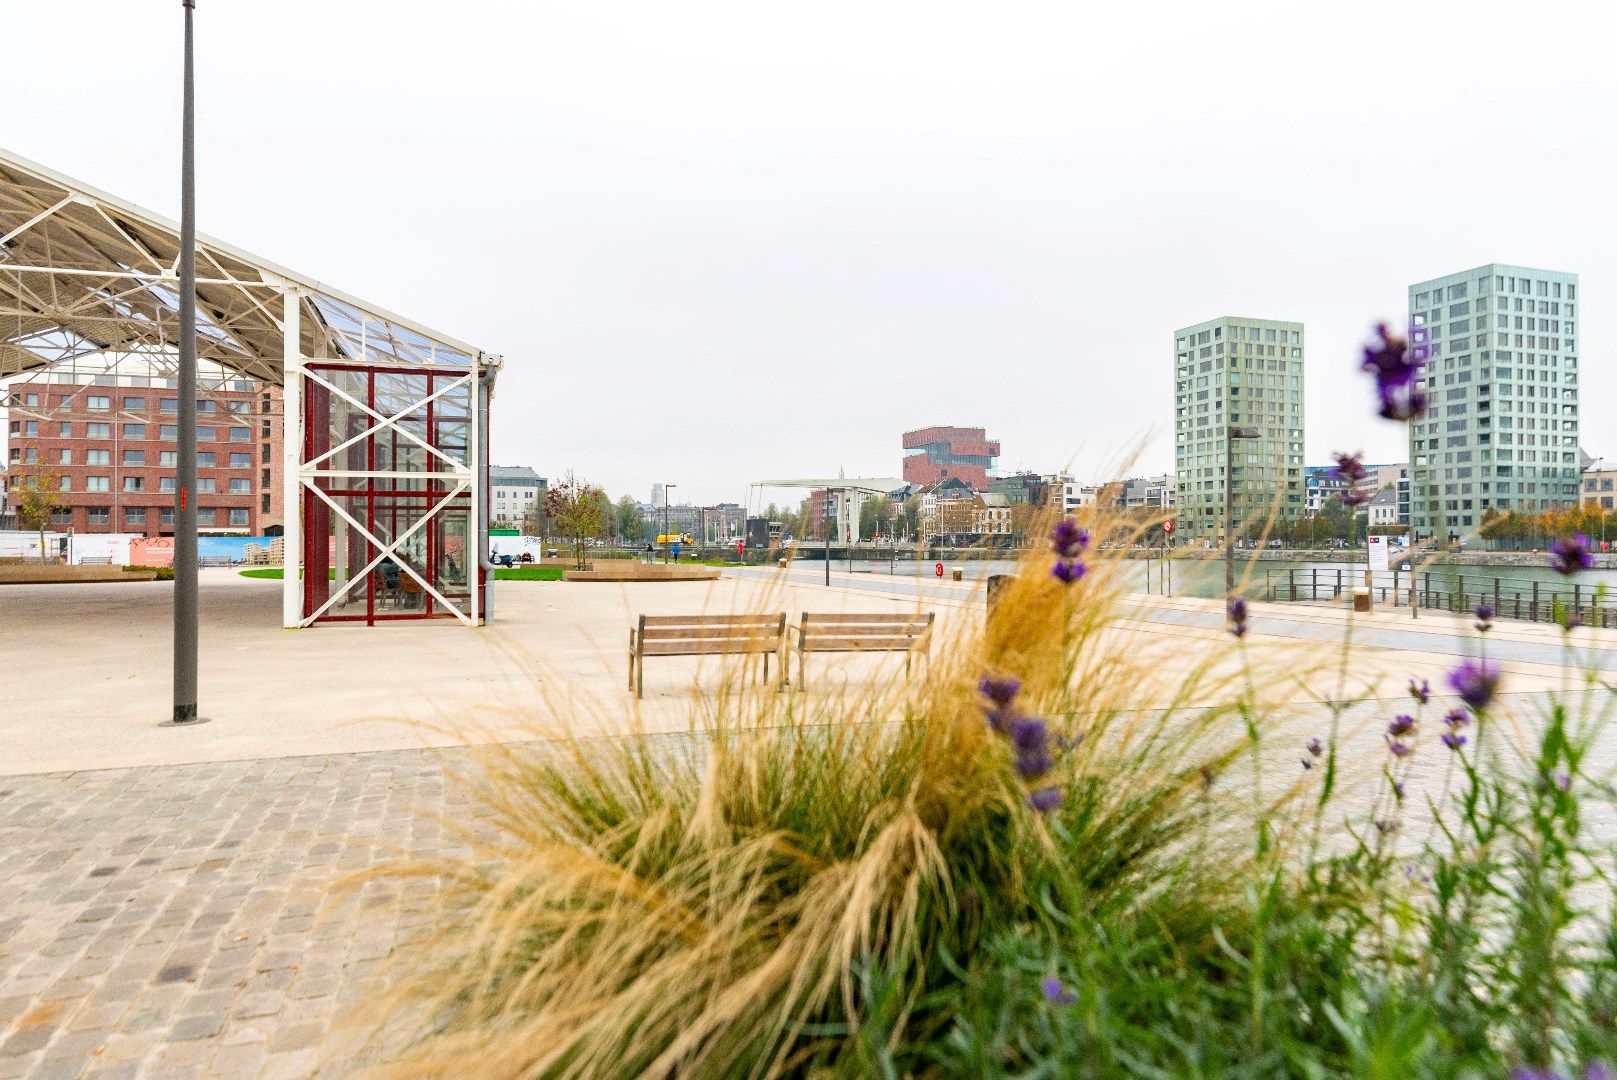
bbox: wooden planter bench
[789,612,935,690]
[628,613,786,698]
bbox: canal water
[815,554,1617,603]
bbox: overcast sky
[7,1,1614,506]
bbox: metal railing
[1264,567,1615,628]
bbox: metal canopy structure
[0,147,501,628]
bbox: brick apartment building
[5,361,282,536]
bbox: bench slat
[642,627,784,642]
[641,614,782,627]
[802,613,930,625]
[800,637,927,652]
[642,641,779,656]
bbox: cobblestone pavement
[0,749,474,1079]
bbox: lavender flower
[1408,678,1430,705]
[1361,322,1428,421]
[1305,737,1324,757]
[1391,780,1405,799]
[1041,974,1076,1005]
[1049,518,1090,584]
[1375,818,1399,834]
[1334,451,1371,507]
[1050,558,1087,585]
[1447,658,1502,712]
[1387,740,1412,758]
[1549,533,1595,576]
[1587,1061,1612,1080]
[1511,1069,1564,1080]
[1549,770,1571,793]
[978,675,1020,708]
[1443,708,1471,729]
[1441,731,1466,751]
[1387,714,1416,738]
[1009,716,1053,779]
[1227,595,1249,639]
[1028,786,1063,814]
[1474,602,1495,632]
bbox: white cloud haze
[7,0,1615,504]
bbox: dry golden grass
[350,511,1342,1079]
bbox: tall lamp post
[823,492,833,586]
[663,483,675,564]
[1224,425,1260,595]
[170,0,204,725]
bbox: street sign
[1163,519,1174,534]
[1368,534,1390,572]
[934,562,945,578]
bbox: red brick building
[6,366,282,536]
[901,425,1000,491]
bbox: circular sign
[1163,519,1175,534]
[934,561,945,578]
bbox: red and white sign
[1162,518,1175,535]
[934,562,945,578]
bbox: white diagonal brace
[303,371,472,472]
[301,367,464,473]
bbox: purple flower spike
[1408,678,1430,705]
[1334,451,1371,507]
[1441,731,1466,751]
[1305,737,1324,757]
[1028,786,1063,814]
[1511,1069,1563,1080]
[1049,517,1090,559]
[1548,533,1595,577]
[1586,1061,1612,1080]
[1040,973,1076,1004]
[1050,558,1086,584]
[1443,708,1471,729]
[978,675,1021,709]
[1447,658,1502,712]
[1387,714,1415,738]
[1550,770,1571,793]
[1227,595,1249,639]
[1387,740,1412,758]
[1361,323,1428,421]
[1474,602,1495,632]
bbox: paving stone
[0,749,480,1079]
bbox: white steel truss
[0,147,499,628]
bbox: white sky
[7,1,1615,505]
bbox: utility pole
[663,483,675,563]
[170,0,204,725]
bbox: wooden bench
[628,614,786,698]
[789,612,934,690]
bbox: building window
[261,494,271,513]
[123,423,145,439]
[197,452,215,468]
[229,426,250,442]
[161,424,179,439]
[229,452,251,468]
[160,451,177,466]
[196,400,215,414]
[261,443,271,463]
[123,450,145,466]
[229,478,251,494]
[197,508,217,526]
[125,507,147,526]
[196,426,216,441]
[161,508,175,525]
[87,395,110,411]
[86,422,111,439]
[87,507,111,525]
[86,449,110,466]
[160,398,179,412]
[123,476,144,493]
[57,422,70,437]
[123,396,146,411]
[228,508,249,527]
[196,478,216,493]
[58,476,71,492]
[58,449,72,465]
[50,508,73,526]
[261,468,271,486]
[160,477,176,493]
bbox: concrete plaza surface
[2,567,1615,1078]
